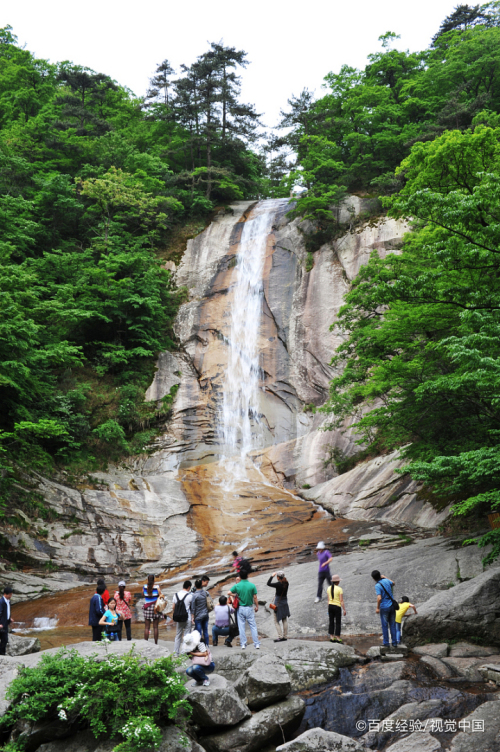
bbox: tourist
[143,574,163,645]
[172,580,193,655]
[191,574,210,593]
[181,629,215,687]
[231,551,243,574]
[315,541,333,603]
[97,578,110,606]
[371,570,398,648]
[88,581,106,641]
[395,596,417,645]
[99,596,121,641]
[191,579,210,646]
[267,571,290,642]
[0,586,13,656]
[114,580,133,641]
[228,570,260,649]
[212,596,234,646]
[327,574,346,643]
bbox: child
[395,596,417,644]
[99,597,121,641]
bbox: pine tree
[145,59,175,106]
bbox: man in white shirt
[172,580,193,655]
[0,586,13,655]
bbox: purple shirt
[317,550,332,573]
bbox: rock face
[404,568,500,647]
[234,654,291,709]
[188,674,251,727]
[202,694,305,752]
[276,727,364,752]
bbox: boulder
[449,643,499,659]
[202,695,305,752]
[363,699,443,749]
[386,733,442,751]
[211,651,259,684]
[403,569,500,647]
[441,656,500,682]
[477,663,500,685]
[188,674,251,727]
[158,726,207,752]
[449,699,500,751]
[6,634,41,657]
[419,656,454,680]
[38,727,207,752]
[234,654,291,709]
[276,727,364,751]
[366,646,382,658]
[272,640,357,690]
[413,644,449,659]
[0,658,19,718]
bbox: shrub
[0,647,190,752]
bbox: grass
[358,539,372,547]
[302,483,312,490]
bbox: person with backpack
[371,569,398,648]
[172,580,193,655]
[191,579,210,646]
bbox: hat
[118,580,126,587]
[181,630,201,653]
[316,541,326,550]
[276,570,286,578]
[331,574,341,582]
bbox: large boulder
[202,695,305,752]
[188,674,251,727]
[404,569,500,647]
[386,733,442,751]
[6,634,41,657]
[449,699,500,752]
[272,640,357,690]
[363,699,444,749]
[234,654,291,709]
[412,644,449,659]
[419,656,454,680]
[276,727,364,751]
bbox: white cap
[118,580,126,587]
[181,630,201,653]
[316,541,326,550]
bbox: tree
[145,58,175,106]
[432,3,492,44]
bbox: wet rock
[404,569,500,647]
[234,654,291,709]
[449,643,499,659]
[202,695,306,752]
[188,674,251,727]
[449,699,500,751]
[413,644,449,659]
[363,699,443,748]
[6,634,41,656]
[419,656,454,680]
[276,727,364,751]
[386,733,442,751]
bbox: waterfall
[219,200,285,476]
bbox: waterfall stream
[219,199,286,480]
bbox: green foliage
[322,125,500,562]
[0,648,190,752]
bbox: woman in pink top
[114,580,132,641]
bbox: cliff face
[6,198,447,596]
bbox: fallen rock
[188,674,251,727]
[404,569,500,647]
[276,727,364,751]
[272,640,357,690]
[449,643,499,659]
[386,732,441,751]
[419,656,454,680]
[449,699,500,751]
[234,654,291,709]
[412,644,449,659]
[6,634,41,657]
[202,695,305,752]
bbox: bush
[0,648,190,752]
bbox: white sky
[4,0,457,128]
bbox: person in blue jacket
[371,569,398,648]
[89,581,106,641]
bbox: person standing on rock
[315,541,333,603]
[114,580,133,641]
[0,586,13,655]
[191,579,210,647]
[89,581,106,641]
[395,596,417,645]
[371,570,398,648]
[143,574,163,645]
[267,571,290,642]
[327,575,346,643]
[172,580,193,655]
[228,570,260,650]
[181,629,215,687]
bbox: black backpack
[172,591,189,623]
[239,558,253,575]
